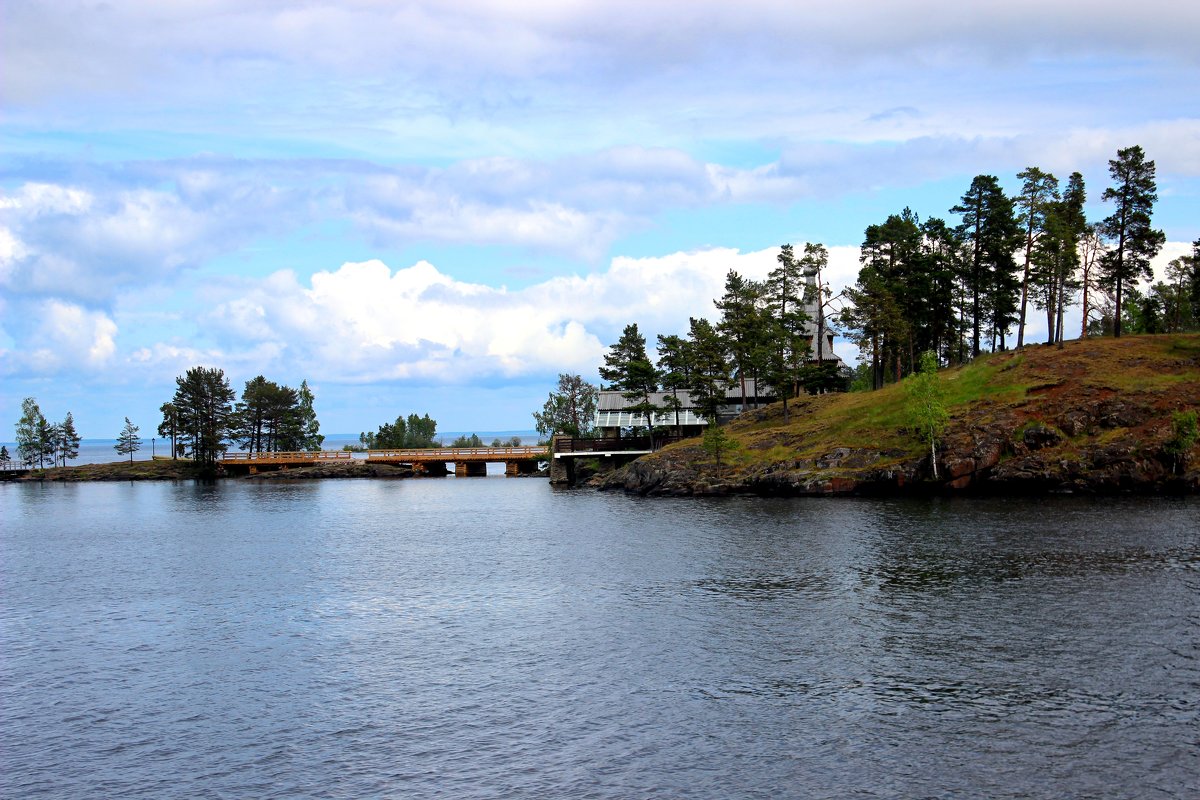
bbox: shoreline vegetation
[593,334,1200,497]
[6,335,1197,496]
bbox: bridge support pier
[455,462,487,477]
[549,435,573,485]
[505,460,540,477]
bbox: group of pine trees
[840,145,1188,387]
[157,367,324,470]
[11,398,82,468]
[597,243,841,437]
[1092,239,1200,336]
[592,144,1190,435]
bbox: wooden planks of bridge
[221,446,548,476]
[365,445,546,464]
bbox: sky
[2,0,1198,438]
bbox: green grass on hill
[684,333,1200,472]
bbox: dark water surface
[2,480,1197,799]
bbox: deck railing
[366,446,547,459]
[222,446,548,463]
[553,435,684,454]
[222,450,352,462]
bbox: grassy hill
[600,333,1200,496]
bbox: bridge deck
[222,446,547,467]
[365,446,546,463]
[222,450,353,466]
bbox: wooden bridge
[221,445,548,477]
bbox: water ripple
[1,483,1196,799]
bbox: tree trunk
[1114,215,1127,338]
[1017,225,1034,348]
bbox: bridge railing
[366,446,547,459]
[222,450,352,462]
[554,435,685,453]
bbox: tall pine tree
[172,366,237,472]
[1014,167,1060,349]
[1100,145,1165,338]
[951,176,1021,356]
[599,324,660,438]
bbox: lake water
[2,479,1197,799]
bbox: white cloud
[5,1,1196,172]
[0,300,117,376]
[183,243,875,386]
[0,176,308,303]
[5,2,1198,105]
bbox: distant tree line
[443,433,524,448]
[359,413,438,449]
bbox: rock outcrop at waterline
[596,419,1198,497]
[245,461,414,479]
[594,336,1200,497]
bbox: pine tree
[234,376,301,452]
[15,397,46,468]
[599,323,660,438]
[115,417,141,462]
[404,414,438,448]
[655,336,692,434]
[685,316,732,425]
[919,217,967,363]
[715,271,768,410]
[1101,145,1165,338]
[1014,167,1060,349]
[172,366,237,471]
[951,176,1021,356]
[158,402,180,459]
[860,210,924,377]
[839,267,907,389]
[533,373,600,438]
[57,412,81,466]
[1190,238,1200,328]
[296,380,324,451]
[763,244,811,420]
[36,415,55,469]
[1079,224,1109,337]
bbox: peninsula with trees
[549,146,1199,495]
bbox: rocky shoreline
[593,435,1199,497]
